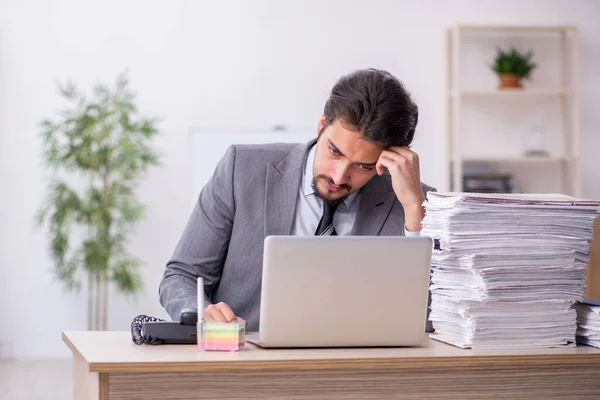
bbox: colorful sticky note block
[197,321,245,351]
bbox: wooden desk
[63,331,600,399]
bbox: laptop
[247,235,433,348]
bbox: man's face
[312,115,383,204]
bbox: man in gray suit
[159,69,435,331]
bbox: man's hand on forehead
[376,146,425,232]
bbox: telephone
[131,308,198,345]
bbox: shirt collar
[302,142,360,210]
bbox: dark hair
[322,68,418,148]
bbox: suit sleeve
[159,146,236,320]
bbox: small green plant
[491,47,537,79]
[37,72,161,330]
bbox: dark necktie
[315,201,339,236]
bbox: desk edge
[84,353,600,374]
[62,331,90,370]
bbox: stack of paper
[574,301,600,348]
[422,192,600,349]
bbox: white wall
[1,0,599,359]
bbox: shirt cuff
[404,225,421,237]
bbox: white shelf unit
[447,25,580,196]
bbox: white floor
[0,359,72,400]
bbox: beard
[311,174,352,206]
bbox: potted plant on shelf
[36,72,161,331]
[490,47,537,89]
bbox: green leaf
[58,80,78,99]
[139,118,160,138]
[53,250,83,291]
[111,256,143,295]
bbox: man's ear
[316,114,327,137]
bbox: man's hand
[204,302,247,327]
[376,146,425,232]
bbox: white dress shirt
[291,143,420,237]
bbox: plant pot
[498,74,522,89]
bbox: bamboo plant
[37,72,161,330]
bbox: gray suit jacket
[159,139,436,331]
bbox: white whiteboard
[188,130,314,206]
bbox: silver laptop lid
[258,236,432,347]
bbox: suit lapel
[264,140,316,236]
[353,175,397,236]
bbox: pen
[197,276,204,323]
